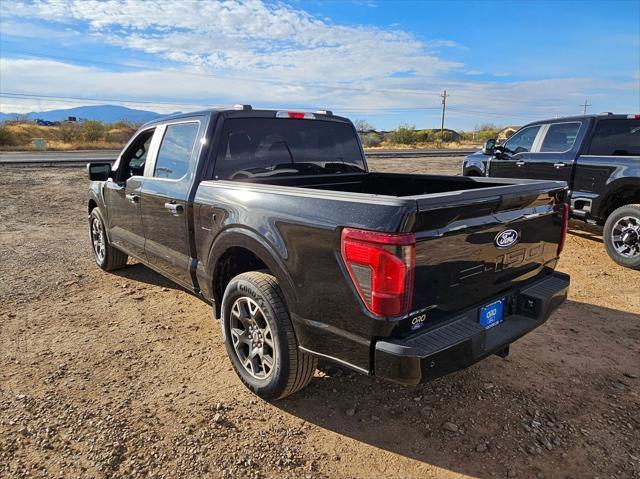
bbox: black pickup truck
[463,114,640,269]
[87,106,570,399]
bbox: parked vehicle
[87,106,570,399]
[463,114,640,269]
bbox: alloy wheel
[611,215,640,258]
[229,296,276,380]
[91,217,106,263]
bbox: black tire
[89,208,128,271]
[221,271,317,400]
[603,204,640,270]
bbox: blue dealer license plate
[479,298,505,329]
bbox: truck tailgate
[409,182,567,317]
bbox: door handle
[125,193,139,203]
[515,160,525,167]
[164,202,184,215]
[553,162,567,168]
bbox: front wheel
[89,209,128,271]
[221,271,317,399]
[603,204,640,270]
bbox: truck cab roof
[141,106,346,129]
[526,113,634,127]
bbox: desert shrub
[58,122,82,143]
[390,124,417,145]
[416,129,441,143]
[441,130,455,142]
[459,131,473,142]
[360,132,382,147]
[106,126,137,144]
[0,124,17,146]
[81,120,105,142]
[477,129,501,141]
[106,120,134,130]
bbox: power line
[447,106,541,121]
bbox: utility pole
[581,98,591,115]
[440,89,448,142]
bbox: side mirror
[87,162,112,181]
[482,138,496,155]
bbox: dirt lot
[1,158,638,479]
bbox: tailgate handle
[553,162,567,168]
[164,202,184,215]
[515,160,525,167]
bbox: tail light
[340,228,415,317]
[557,203,569,256]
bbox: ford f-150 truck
[463,114,640,269]
[87,106,570,399]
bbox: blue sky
[1,0,638,130]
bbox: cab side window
[540,122,581,152]
[115,128,155,182]
[587,119,640,156]
[503,125,541,154]
[154,122,200,179]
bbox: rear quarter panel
[193,181,417,370]
[573,155,640,220]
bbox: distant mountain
[0,105,169,123]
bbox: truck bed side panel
[572,155,640,220]
[193,181,417,371]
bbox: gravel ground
[1,158,638,479]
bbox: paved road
[0,148,475,166]
[0,150,119,166]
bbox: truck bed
[196,172,567,332]
[238,171,559,199]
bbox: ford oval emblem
[495,229,520,249]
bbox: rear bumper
[374,271,570,385]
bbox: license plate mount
[479,297,506,329]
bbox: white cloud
[2,57,636,122]
[1,0,638,127]
[4,0,460,83]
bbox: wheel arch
[206,228,297,319]
[599,180,640,220]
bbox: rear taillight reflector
[275,111,315,119]
[627,114,640,119]
[341,228,415,317]
[557,203,569,256]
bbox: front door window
[503,125,541,154]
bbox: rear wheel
[603,204,640,270]
[89,209,128,271]
[221,271,317,399]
